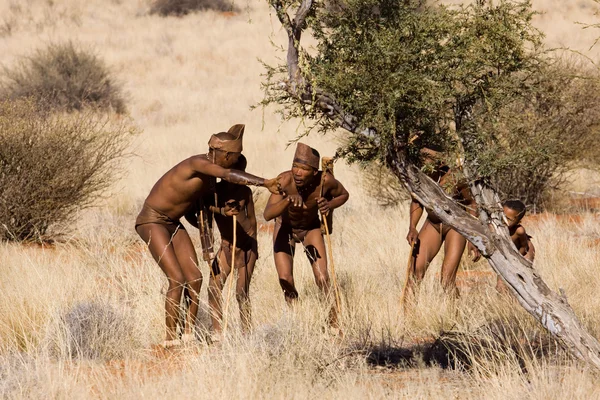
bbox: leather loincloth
[213,238,258,273]
[135,202,185,231]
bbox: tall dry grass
[1,0,600,398]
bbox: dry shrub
[0,42,126,113]
[0,98,135,242]
[476,58,600,209]
[54,301,138,360]
[149,0,238,16]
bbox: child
[496,199,535,291]
[205,155,258,334]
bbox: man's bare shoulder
[188,154,210,165]
[240,185,253,199]
[323,171,340,186]
[277,171,294,188]
[323,171,347,192]
[515,225,527,237]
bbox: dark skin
[405,157,481,297]
[189,182,257,334]
[496,206,535,292]
[136,149,280,343]
[264,161,349,326]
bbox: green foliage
[0,99,135,242]
[263,0,600,208]
[265,1,541,159]
[0,42,126,113]
[149,0,238,16]
[469,58,600,206]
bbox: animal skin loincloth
[135,202,185,230]
[273,217,321,254]
[213,238,258,274]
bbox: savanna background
[1,0,600,398]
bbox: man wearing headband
[263,142,349,328]
[135,124,280,348]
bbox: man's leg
[273,222,297,303]
[171,228,202,337]
[440,228,467,295]
[414,220,444,281]
[404,220,444,300]
[136,223,186,342]
[208,249,232,334]
[302,229,337,327]
[237,250,257,333]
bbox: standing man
[263,143,349,327]
[203,155,258,335]
[135,124,280,348]
[404,147,480,298]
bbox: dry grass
[1,0,600,398]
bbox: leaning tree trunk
[389,155,600,369]
[267,0,600,370]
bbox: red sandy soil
[70,344,204,383]
[522,212,590,225]
[568,197,600,211]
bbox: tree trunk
[389,155,600,369]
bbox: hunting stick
[320,157,342,316]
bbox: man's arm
[516,226,535,262]
[263,192,290,221]
[317,174,349,215]
[191,157,280,194]
[525,238,535,262]
[406,197,423,245]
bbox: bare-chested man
[135,124,280,347]
[263,143,349,326]
[202,155,258,335]
[405,148,481,297]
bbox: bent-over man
[135,124,280,348]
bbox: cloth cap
[293,142,320,169]
[208,124,244,152]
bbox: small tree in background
[0,42,126,113]
[477,60,600,207]
[0,99,135,242]
[261,0,600,369]
[149,0,238,16]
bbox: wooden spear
[320,157,342,316]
